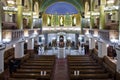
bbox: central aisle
[53,58,69,80]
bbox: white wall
[66,33,75,42]
[48,34,57,44]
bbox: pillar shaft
[0,1,2,42]
[16,0,23,29]
[98,41,107,58]
[90,0,94,29]
[115,47,120,73]
[15,42,24,58]
[29,12,33,29]
[44,33,48,45]
[119,1,120,41]
[17,6,23,29]
[99,0,106,29]
[16,0,22,5]
[0,50,4,73]
[27,38,34,50]
[89,38,95,50]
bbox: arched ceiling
[39,0,85,14]
[45,2,78,15]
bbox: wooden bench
[68,60,96,63]
[11,73,50,80]
[9,78,36,80]
[68,58,94,61]
[22,63,53,66]
[70,69,105,74]
[82,78,113,80]
[70,73,110,79]
[68,55,113,80]
[69,63,99,66]
[16,69,52,74]
[9,55,55,80]
[27,60,54,63]
[20,65,53,69]
[69,66,102,69]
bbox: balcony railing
[2,30,23,42]
[98,30,110,41]
[83,28,119,42]
[2,29,40,43]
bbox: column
[15,41,24,58]
[16,0,23,29]
[44,33,48,45]
[0,1,3,42]
[27,38,34,50]
[29,1,33,29]
[115,46,120,74]
[115,1,120,79]
[0,49,5,73]
[118,0,120,41]
[75,33,79,46]
[90,0,95,29]
[29,12,33,29]
[89,37,95,54]
[97,40,107,64]
[98,41,107,58]
[0,44,6,73]
[0,2,5,73]
[17,6,23,29]
[99,0,106,29]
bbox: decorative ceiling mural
[45,2,78,15]
[39,0,85,14]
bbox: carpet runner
[53,58,69,80]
